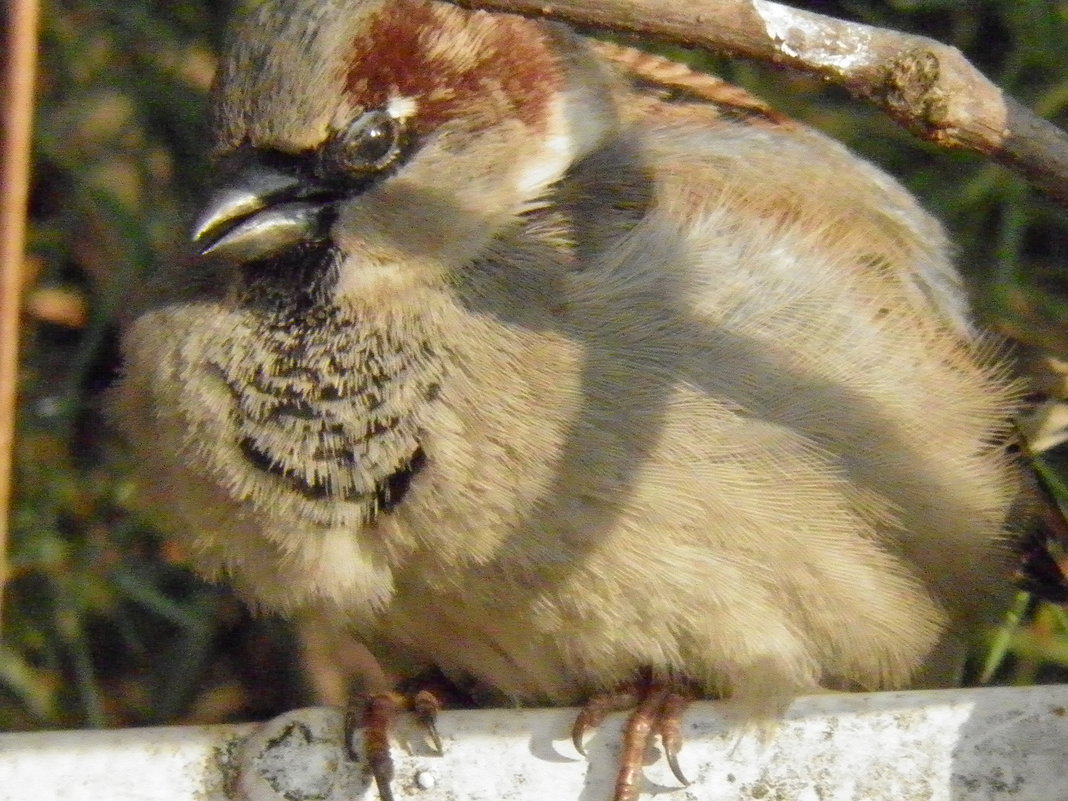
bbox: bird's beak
[191,165,331,262]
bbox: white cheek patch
[515,119,577,196]
[514,64,618,198]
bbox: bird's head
[192,0,618,304]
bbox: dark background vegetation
[3,0,1067,731]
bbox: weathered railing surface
[1,685,1067,800]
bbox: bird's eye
[331,109,404,174]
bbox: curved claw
[658,690,692,787]
[572,730,588,756]
[664,745,690,787]
[571,709,594,756]
[572,686,644,757]
[345,684,449,801]
[423,717,443,755]
[413,689,444,754]
[575,677,695,801]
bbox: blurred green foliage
[3,0,1067,730]
[5,0,307,730]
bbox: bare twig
[448,0,1068,208]
[1,0,42,624]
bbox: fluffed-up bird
[111,1,1025,799]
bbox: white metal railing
[1,685,1067,800]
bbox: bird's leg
[573,672,695,801]
[346,691,399,801]
[571,684,645,755]
[345,668,472,801]
[345,687,445,801]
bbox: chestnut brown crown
[194,0,617,274]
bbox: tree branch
[448,0,1068,208]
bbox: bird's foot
[573,673,695,801]
[344,687,443,801]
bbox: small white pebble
[415,770,436,790]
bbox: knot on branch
[880,49,950,139]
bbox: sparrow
[111,0,1024,799]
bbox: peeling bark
[448,0,1068,208]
